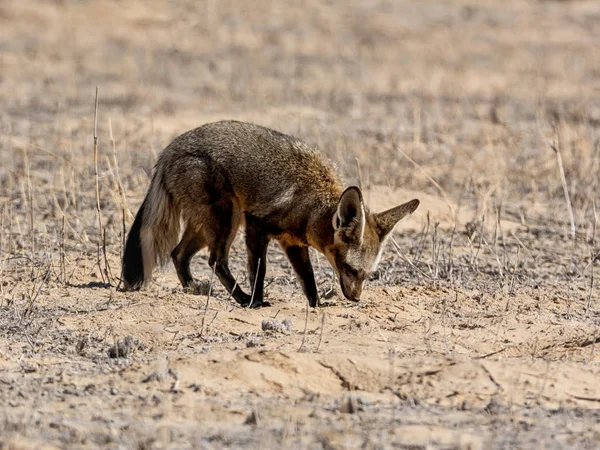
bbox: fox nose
[340,280,362,302]
[341,286,360,302]
[352,284,363,302]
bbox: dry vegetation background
[1,0,600,448]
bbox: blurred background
[2,0,599,228]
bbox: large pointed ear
[333,186,365,242]
[373,199,420,238]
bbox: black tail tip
[121,200,147,292]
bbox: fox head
[325,187,419,302]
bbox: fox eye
[342,262,359,277]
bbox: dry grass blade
[390,237,431,280]
[549,140,576,239]
[248,258,262,309]
[298,300,310,352]
[22,266,51,321]
[584,203,597,318]
[92,86,106,284]
[395,144,455,222]
[199,263,217,338]
[316,312,326,353]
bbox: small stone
[261,318,293,333]
[142,371,166,383]
[108,335,142,358]
[245,336,262,348]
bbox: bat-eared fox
[121,120,419,308]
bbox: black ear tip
[409,199,420,213]
[341,186,363,201]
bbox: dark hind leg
[245,214,271,308]
[205,203,251,306]
[171,225,207,288]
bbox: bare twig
[315,312,326,353]
[549,140,576,238]
[355,157,363,191]
[248,258,262,308]
[473,347,508,360]
[22,266,51,320]
[391,237,432,280]
[298,300,310,352]
[23,148,34,260]
[199,264,216,338]
[60,215,65,284]
[472,215,485,272]
[396,145,455,221]
[92,86,106,284]
[508,245,521,298]
[103,228,114,283]
[584,203,597,318]
[0,204,5,294]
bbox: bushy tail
[121,168,181,290]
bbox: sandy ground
[1,0,600,448]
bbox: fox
[121,120,419,308]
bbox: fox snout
[341,283,362,302]
[339,273,364,302]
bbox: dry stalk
[102,229,115,282]
[396,144,455,222]
[431,221,440,284]
[355,156,363,191]
[447,223,457,284]
[121,208,126,258]
[413,102,422,146]
[59,166,69,211]
[7,195,13,257]
[60,215,66,284]
[20,147,34,263]
[549,140,576,238]
[298,299,310,352]
[391,237,431,280]
[22,266,50,321]
[497,202,508,272]
[413,213,430,266]
[199,264,216,338]
[225,274,240,303]
[584,203,597,318]
[92,86,106,284]
[248,257,262,308]
[315,312,326,353]
[508,245,521,299]
[492,207,504,283]
[0,204,5,295]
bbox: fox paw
[247,300,271,309]
[183,280,211,296]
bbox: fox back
[121,120,419,307]
[158,121,343,231]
